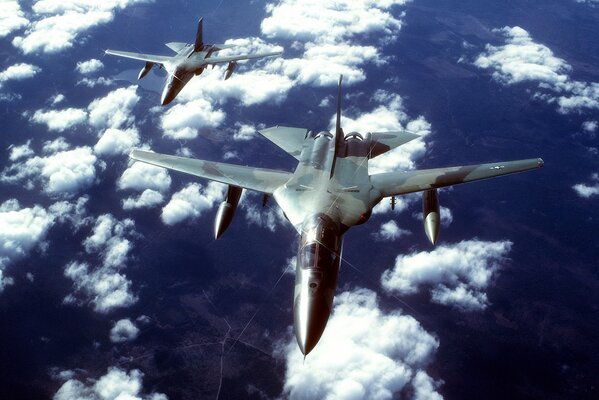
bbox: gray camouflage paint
[129,84,543,355]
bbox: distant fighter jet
[105,18,282,105]
[129,77,543,355]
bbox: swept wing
[204,51,282,65]
[105,49,173,65]
[130,150,292,194]
[370,158,544,197]
[259,126,308,160]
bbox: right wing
[203,51,282,65]
[258,126,308,160]
[369,130,421,158]
[130,150,292,194]
[105,49,173,65]
[370,158,544,197]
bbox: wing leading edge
[105,49,173,65]
[130,150,292,194]
[370,158,544,197]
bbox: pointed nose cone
[161,88,175,106]
[424,212,440,245]
[294,295,331,355]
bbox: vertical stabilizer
[330,75,344,178]
[194,17,204,52]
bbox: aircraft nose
[294,294,331,355]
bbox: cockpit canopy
[299,214,341,270]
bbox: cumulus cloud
[75,58,103,75]
[0,63,41,87]
[372,220,411,241]
[122,189,164,210]
[64,214,137,313]
[0,197,89,292]
[279,288,441,399]
[2,146,98,196]
[474,26,599,113]
[0,1,28,38]
[118,160,172,193]
[94,127,140,156]
[161,182,223,225]
[582,120,597,134]
[573,173,599,198]
[109,318,140,343]
[8,140,34,161]
[88,86,139,129]
[30,108,87,132]
[381,240,513,311]
[12,0,152,54]
[54,367,167,400]
[0,200,54,291]
[160,98,225,139]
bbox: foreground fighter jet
[105,18,282,105]
[129,77,543,355]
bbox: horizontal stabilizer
[369,130,421,158]
[371,158,544,197]
[258,126,308,160]
[130,150,292,194]
[211,44,236,51]
[165,42,188,53]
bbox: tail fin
[330,75,344,178]
[194,17,204,52]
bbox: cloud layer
[382,240,513,311]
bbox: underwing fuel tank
[224,61,237,80]
[294,214,342,355]
[422,188,440,245]
[214,185,243,239]
[138,61,154,80]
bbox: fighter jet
[105,18,282,105]
[128,76,543,355]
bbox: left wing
[105,49,172,65]
[370,158,544,197]
[203,51,282,65]
[130,150,292,194]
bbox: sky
[1,0,598,399]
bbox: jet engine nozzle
[224,61,237,80]
[138,61,154,80]
[422,188,440,245]
[214,185,243,239]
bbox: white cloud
[582,120,597,133]
[573,173,599,198]
[381,240,512,311]
[2,146,98,196]
[13,0,152,54]
[94,127,140,156]
[242,203,285,232]
[75,58,104,74]
[0,1,29,38]
[51,93,65,105]
[54,367,167,400]
[0,200,55,291]
[160,98,225,139]
[118,160,172,193]
[88,86,139,129]
[0,63,41,87]
[83,214,135,268]
[279,288,441,400]
[372,220,411,241]
[64,260,136,313]
[43,137,70,153]
[8,140,34,161]
[474,26,599,113]
[161,182,223,225]
[30,108,87,132]
[77,76,113,88]
[110,318,140,343]
[233,123,256,141]
[122,189,164,210]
